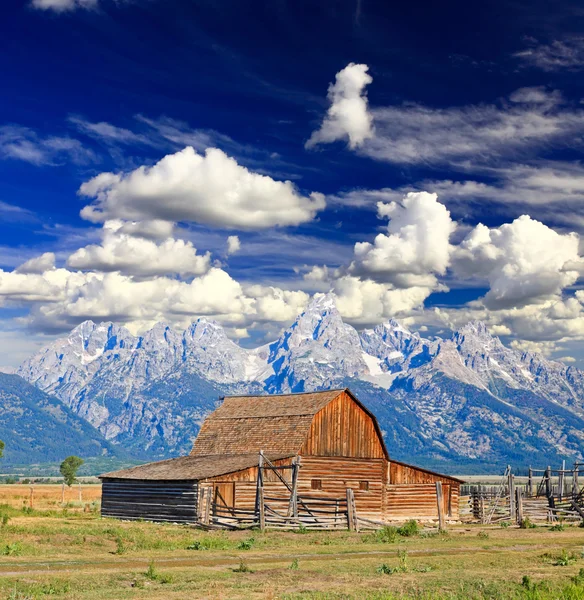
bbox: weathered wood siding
[101,479,198,523]
[296,456,385,519]
[300,391,386,458]
[389,460,459,486]
[385,483,460,520]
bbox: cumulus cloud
[452,215,580,308]
[226,235,241,256]
[67,221,211,277]
[332,275,433,325]
[0,264,312,335]
[306,63,374,149]
[31,0,98,11]
[79,147,325,229]
[350,192,456,287]
[16,253,56,274]
[514,37,584,72]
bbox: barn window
[311,479,322,490]
[359,481,369,491]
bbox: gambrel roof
[190,389,346,457]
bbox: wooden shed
[100,389,462,527]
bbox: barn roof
[100,452,294,481]
[190,389,352,457]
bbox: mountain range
[9,294,584,472]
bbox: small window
[359,481,369,491]
[311,479,322,490]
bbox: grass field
[1,487,584,599]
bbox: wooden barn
[100,389,462,528]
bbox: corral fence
[462,463,584,525]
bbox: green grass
[1,509,584,598]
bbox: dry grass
[0,484,101,511]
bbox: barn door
[214,483,235,515]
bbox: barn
[100,389,462,528]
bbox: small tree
[60,456,84,487]
[0,440,4,459]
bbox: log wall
[101,478,198,523]
[385,483,459,520]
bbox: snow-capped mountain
[16,294,584,469]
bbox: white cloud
[364,90,584,165]
[453,215,580,308]
[31,0,98,11]
[514,38,584,72]
[350,192,456,287]
[0,125,95,166]
[332,275,433,325]
[69,116,154,146]
[79,146,325,229]
[306,63,374,149]
[226,235,241,256]
[310,66,584,167]
[67,221,211,277]
[16,252,56,274]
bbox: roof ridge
[221,388,346,399]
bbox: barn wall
[296,456,385,519]
[300,392,386,459]
[385,484,459,520]
[389,461,461,486]
[101,479,198,523]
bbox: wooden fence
[464,464,584,525]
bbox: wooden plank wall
[300,392,386,458]
[101,479,198,523]
[389,461,460,486]
[297,457,385,520]
[385,484,459,520]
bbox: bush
[520,517,537,529]
[232,559,253,573]
[550,523,565,531]
[477,531,489,539]
[144,560,173,583]
[364,526,398,544]
[397,520,420,537]
[289,558,299,570]
[236,537,255,550]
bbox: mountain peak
[304,292,337,313]
[457,320,492,339]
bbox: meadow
[0,485,584,599]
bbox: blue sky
[2,0,584,367]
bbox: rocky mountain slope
[0,373,123,465]
[17,295,584,470]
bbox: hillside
[0,373,125,465]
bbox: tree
[0,440,4,459]
[60,456,84,487]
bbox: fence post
[479,484,485,524]
[436,481,445,531]
[346,488,355,531]
[516,487,523,526]
[559,460,565,501]
[61,482,65,504]
[528,467,533,497]
[258,487,265,532]
[204,487,212,525]
[509,473,516,521]
[574,465,580,498]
